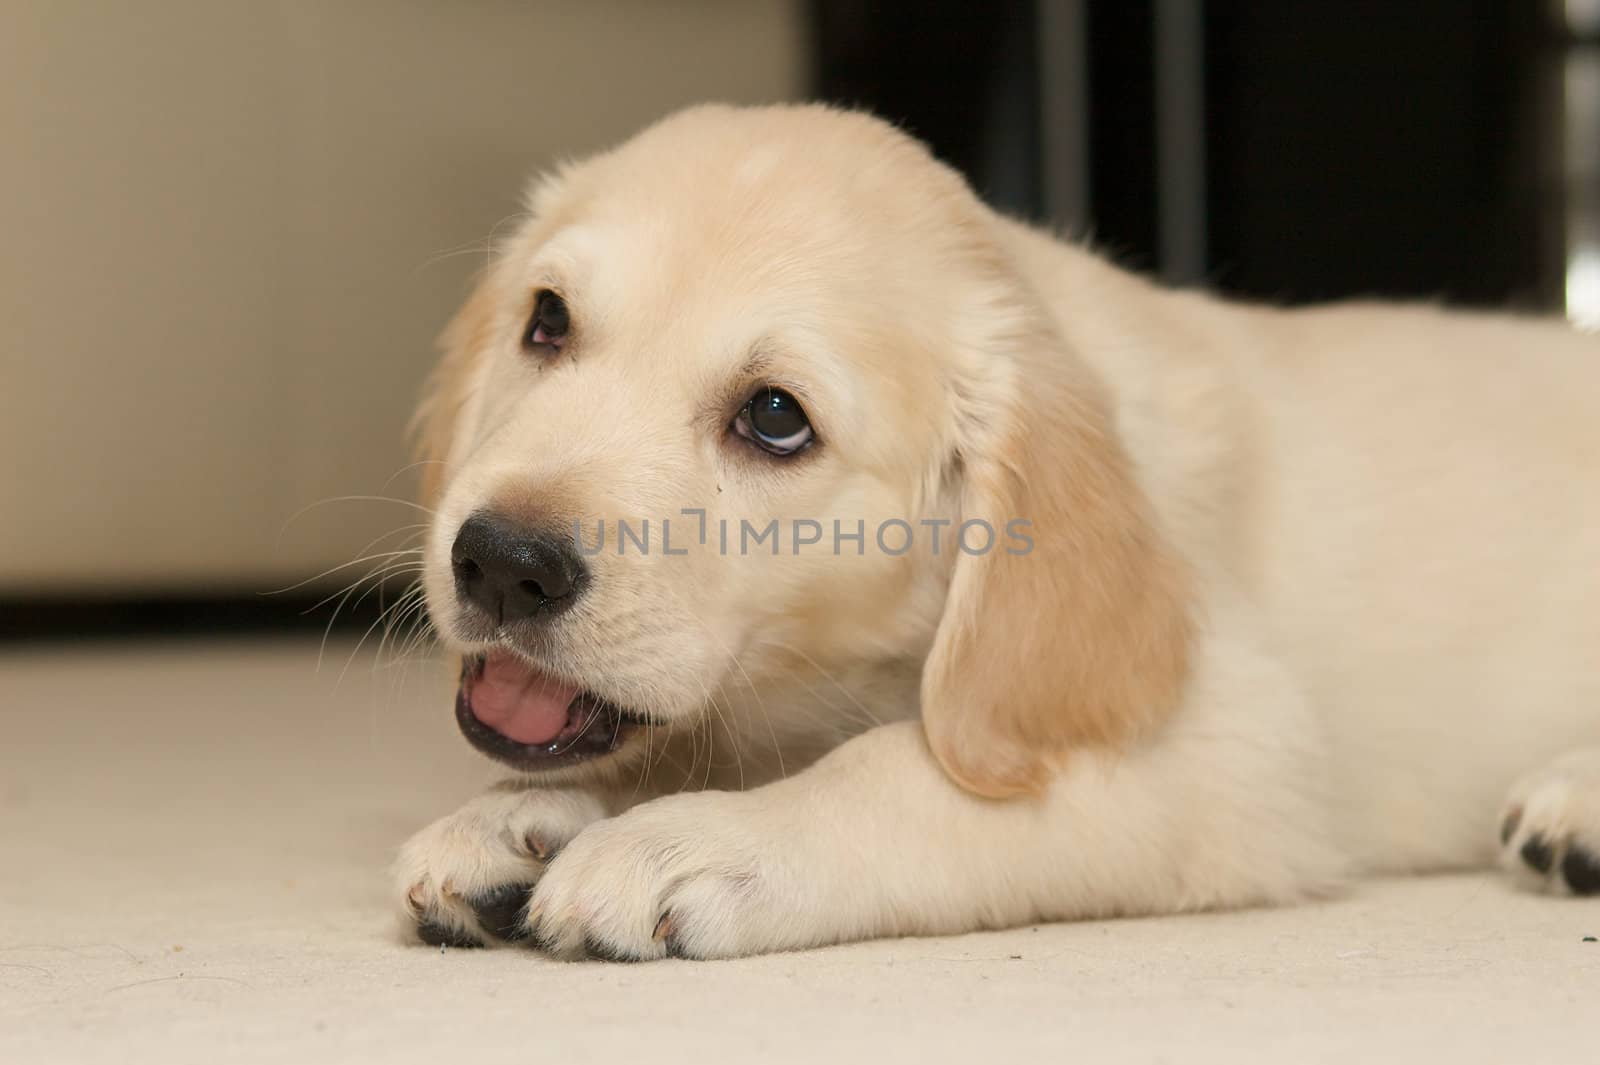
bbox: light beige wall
[0,0,803,595]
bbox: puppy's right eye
[523,290,570,352]
[733,387,815,456]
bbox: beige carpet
[2,637,1596,1064]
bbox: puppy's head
[416,105,1191,793]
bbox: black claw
[526,922,555,955]
[582,934,641,963]
[1521,834,1555,875]
[416,918,482,949]
[470,883,537,941]
[1500,807,1523,846]
[1561,846,1600,896]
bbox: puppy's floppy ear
[413,268,506,507]
[919,323,1194,798]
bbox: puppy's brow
[734,343,822,396]
[718,344,820,414]
[733,347,778,383]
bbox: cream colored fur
[396,104,1600,959]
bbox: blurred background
[0,0,1592,640]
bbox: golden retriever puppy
[395,104,1600,959]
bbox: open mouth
[455,651,650,771]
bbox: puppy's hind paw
[1498,749,1600,896]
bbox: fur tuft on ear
[919,322,1194,799]
[412,269,506,507]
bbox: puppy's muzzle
[445,513,656,771]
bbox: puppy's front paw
[395,785,609,947]
[1499,750,1600,896]
[526,793,807,961]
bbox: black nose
[450,513,588,625]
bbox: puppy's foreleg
[527,638,1346,959]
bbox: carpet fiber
[2,638,1596,1063]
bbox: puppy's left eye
[523,290,570,352]
[734,387,814,456]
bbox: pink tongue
[467,653,580,745]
